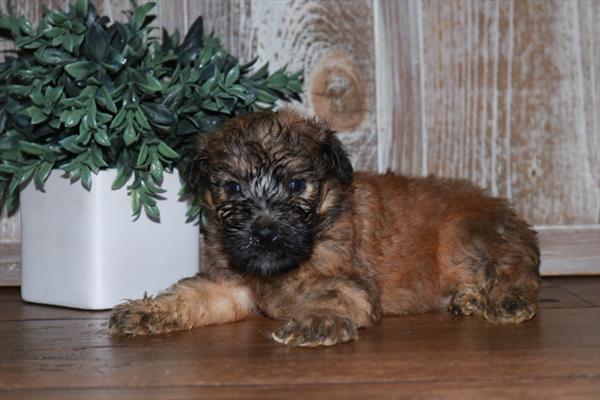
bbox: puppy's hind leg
[440,210,541,324]
[109,273,255,335]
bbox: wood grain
[94,0,187,35]
[3,378,599,400]
[538,226,600,276]
[0,241,19,286]
[509,0,600,225]
[415,0,600,225]
[186,0,255,71]
[374,0,425,174]
[2,0,600,280]
[0,282,598,399]
[188,0,378,171]
[548,277,600,306]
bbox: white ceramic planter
[20,169,200,310]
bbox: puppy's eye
[224,181,242,196]
[287,179,306,194]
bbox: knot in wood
[310,52,367,132]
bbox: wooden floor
[1,277,599,400]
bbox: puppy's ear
[320,130,353,186]
[182,139,209,198]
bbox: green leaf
[140,103,177,126]
[138,74,163,93]
[134,109,151,130]
[198,69,219,96]
[60,109,86,127]
[80,166,92,190]
[227,84,252,100]
[136,144,150,167]
[87,101,98,129]
[46,87,63,104]
[84,22,108,63]
[43,27,64,39]
[19,165,36,185]
[26,106,48,124]
[131,189,142,219]
[0,109,6,133]
[34,48,75,65]
[256,88,278,103]
[90,146,108,168]
[224,65,240,87]
[150,153,163,181]
[19,141,46,156]
[19,19,34,36]
[144,178,167,194]
[157,141,179,160]
[6,85,31,96]
[250,62,269,80]
[60,136,85,153]
[29,90,46,106]
[96,112,113,125]
[8,175,20,195]
[65,61,97,80]
[96,87,117,113]
[0,163,19,174]
[144,203,160,221]
[74,0,89,18]
[179,15,204,56]
[131,2,156,31]
[266,72,288,89]
[163,86,183,108]
[109,108,127,129]
[94,128,111,146]
[112,167,132,190]
[124,124,137,146]
[34,161,54,190]
[77,130,93,146]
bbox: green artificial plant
[0,0,302,222]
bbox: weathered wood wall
[1,0,599,283]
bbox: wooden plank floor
[1,278,599,399]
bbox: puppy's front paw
[271,315,358,347]
[109,299,153,336]
[109,296,181,336]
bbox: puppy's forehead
[209,112,323,176]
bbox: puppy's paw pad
[484,296,536,324]
[450,290,485,317]
[109,300,161,336]
[272,315,357,347]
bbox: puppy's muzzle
[251,216,280,245]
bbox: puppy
[109,109,540,347]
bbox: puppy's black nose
[251,217,278,243]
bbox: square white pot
[20,169,200,310]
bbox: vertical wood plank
[508,0,600,225]
[578,1,600,223]
[417,0,599,225]
[374,0,424,174]
[421,0,513,197]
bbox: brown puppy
[109,109,540,347]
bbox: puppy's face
[187,110,353,276]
